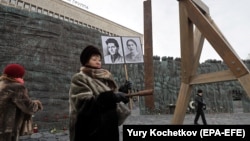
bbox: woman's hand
[33,100,43,111]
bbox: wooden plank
[184,0,249,78]
[190,70,237,85]
[191,0,209,14]
[179,0,194,83]
[171,82,192,124]
[238,74,250,97]
[143,0,155,110]
[192,27,204,75]
[171,1,195,124]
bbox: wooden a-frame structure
[171,0,250,124]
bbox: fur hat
[80,45,102,66]
[3,64,25,78]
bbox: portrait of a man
[101,36,125,64]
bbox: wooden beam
[192,27,204,75]
[171,82,192,124]
[179,0,194,83]
[238,74,250,97]
[143,0,155,110]
[191,0,209,14]
[171,0,196,125]
[190,70,237,85]
[184,0,249,78]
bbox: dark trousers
[194,110,207,125]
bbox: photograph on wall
[121,36,144,63]
[101,36,125,64]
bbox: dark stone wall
[0,5,145,130]
[1,5,250,130]
[0,5,105,130]
[146,58,250,115]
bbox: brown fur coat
[0,77,42,141]
[69,67,120,141]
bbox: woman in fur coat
[0,64,43,141]
[69,45,131,141]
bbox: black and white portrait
[101,36,125,64]
[122,36,144,63]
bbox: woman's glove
[119,80,132,93]
[33,100,43,111]
[115,92,129,104]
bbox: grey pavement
[19,107,250,141]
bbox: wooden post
[123,64,133,109]
[143,0,155,111]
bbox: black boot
[194,122,200,125]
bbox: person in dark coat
[194,89,207,125]
[69,45,131,141]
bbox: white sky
[64,0,250,62]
